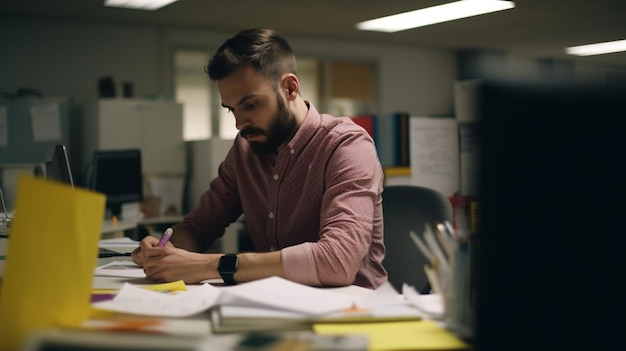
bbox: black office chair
[382,185,453,294]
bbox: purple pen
[158,227,173,247]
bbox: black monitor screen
[46,144,74,187]
[89,149,142,216]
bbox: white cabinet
[80,99,185,176]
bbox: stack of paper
[91,276,424,333]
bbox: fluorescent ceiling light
[356,0,515,33]
[566,39,626,56]
[104,0,179,10]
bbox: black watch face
[219,254,238,272]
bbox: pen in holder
[410,220,475,339]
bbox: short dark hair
[206,28,298,83]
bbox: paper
[219,276,355,315]
[314,320,469,351]
[30,102,62,142]
[94,260,145,278]
[93,283,220,317]
[99,237,140,254]
[93,276,358,318]
[0,176,105,350]
[409,117,459,197]
[402,284,445,319]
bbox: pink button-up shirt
[180,103,386,289]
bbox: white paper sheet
[98,237,139,254]
[402,283,445,319]
[30,103,62,142]
[94,260,145,278]
[409,117,460,197]
[94,283,220,317]
[218,276,355,315]
[92,276,360,318]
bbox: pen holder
[443,233,474,339]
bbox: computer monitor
[473,80,625,350]
[45,144,74,187]
[88,149,143,218]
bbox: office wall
[0,19,457,117]
[2,19,623,119]
[0,19,161,104]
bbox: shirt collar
[285,101,321,155]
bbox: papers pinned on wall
[30,102,62,142]
[409,117,460,197]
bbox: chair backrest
[382,185,453,293]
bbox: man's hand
[131,235,161,267]
[133,236,219,284]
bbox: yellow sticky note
[141,280,187,293]
[314,320,469,351]
[0,176,105,351]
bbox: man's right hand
[131,235,161,267]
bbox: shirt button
[290,149,295,154]
[273,174,279,181]
[268,212,275,219]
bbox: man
[132,28,386,289]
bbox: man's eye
[245,102,257,110]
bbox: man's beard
[242,94,298,155]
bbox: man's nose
[234,114,250,131]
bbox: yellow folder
[0,176,105,351]
[314,320,469,350]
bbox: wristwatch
[218,253,239,285]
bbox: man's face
[217,65,297,154]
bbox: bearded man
[132,28,386,289]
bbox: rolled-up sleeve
[281,123,385,288]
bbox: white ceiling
[2,0,625,67]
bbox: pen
[409,229,434,262]
[158,227,173,247]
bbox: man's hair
[206,28,298,84]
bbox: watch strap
[218,253,238,285]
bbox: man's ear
[282,73,299,100]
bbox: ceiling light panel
[566,39,626,56]
[104,0,179,10]
[356,0,515,33]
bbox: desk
[17,255,372,350]
[2,240,465,351]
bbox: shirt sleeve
[282,126,384,287]
[281,243,321,286]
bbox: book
[209,303,423,333]
[209,280,424,333]
[350,114,376,141]
[374,112,411,167]
[395,112,411,166]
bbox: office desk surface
[18,257,373,350]
[5,253,461,351]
